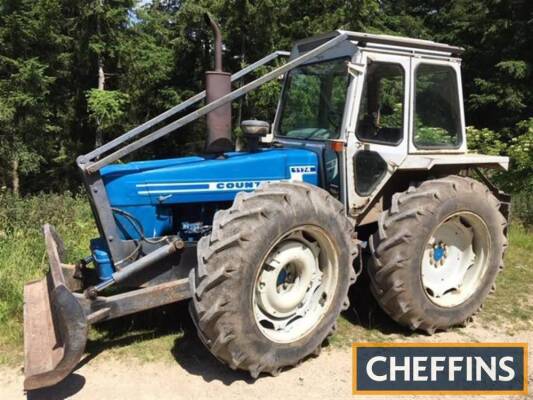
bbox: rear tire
[368,175,507,334]
[189,182,358,377]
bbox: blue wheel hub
[277,269,287,286]
[433,245,445,262]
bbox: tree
[380,0,533,133]
[0,0,530,200]
[83,0,133,148]
[0,0,68,195]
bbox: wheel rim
[253,226,339,343]
[421,212,491,308]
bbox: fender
[398,153,509,171]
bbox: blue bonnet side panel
[99,148,318,240]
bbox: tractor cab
[270,31,489,220]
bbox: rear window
[414,64,462,148]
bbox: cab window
[414,64,462,148]
[355,61,405,145]
[278,58,350,140]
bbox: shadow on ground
[26,267,414,398]
[170,321,254,385]
[26,374,85,400]
[342,270,414,337]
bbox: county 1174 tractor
[23,15,510,390]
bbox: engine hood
[99,148,318,239]
[101,148,319,207]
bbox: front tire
[368,175,507,334]
[189,182,358,377]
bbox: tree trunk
[12,158,19,196]
[0,166,5,190]
[94,60,105,148]
[95,0,105,149]
[98,62,105,91]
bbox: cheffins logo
[352,343,528,395]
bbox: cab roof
[294,30,464,57]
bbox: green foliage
[466,126,506,156]
[378,74,403,129]
[414,126,454,147]
[505,119,533,224]
[467,120,532,193]
[0,56,56,187]
[496,60,529,80]
[86,88,129,132]
[512,191,533,228]
[379,102,402,128]
[508,118,533,173]
[245,66,282,123]
[0,191,97,361]
[467,121,533,225]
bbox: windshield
[278,58,350,140]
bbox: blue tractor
[23,17,510,390]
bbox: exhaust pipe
[204,13,233,154]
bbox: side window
[414,64,462,148]
[356,61,404,145]
[354,151,387,195]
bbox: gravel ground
[1,323,531,400]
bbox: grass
[0,192,531,365]
[481,225,533,332]
[85,302,189,364]
[0,192,97,364]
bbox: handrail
[82,33,348,173]
[78,50,290,164]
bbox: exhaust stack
[204,13,233,154]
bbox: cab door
[345,50,411,216]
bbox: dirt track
[1,323,531,400]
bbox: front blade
[24,277,62,387]
[23,224,88,391]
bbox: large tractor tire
[189,182,358,377]
[369,175,507,334]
